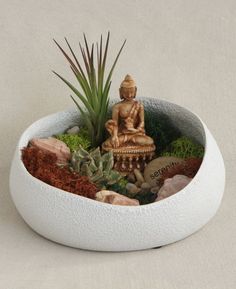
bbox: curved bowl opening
[16,97,206,208]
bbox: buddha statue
[102,75,156,172]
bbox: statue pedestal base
[102,144,156,173]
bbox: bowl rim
[14,97,207,209]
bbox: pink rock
[30,137,71,165]
[156,175,192,201]
[96,190,140,206]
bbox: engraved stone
[144,157,185,187]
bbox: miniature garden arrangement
[21,33,205,206]
[10,32,225,251]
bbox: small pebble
[66,126,80,135]
[151,186,160,194]
[141,182,151,190]
[126,183,141,195]
[139,182,151,195]
[135,181,143,188]
[134,169,145,183]
[127,173,136,183]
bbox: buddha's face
[119,87,137,100]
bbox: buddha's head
[119,74,137,100]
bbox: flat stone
[96,190,139,206]
[30,137,71,165]
[156,175,192,201]
[144,156,185,187]
[66,126,80,135]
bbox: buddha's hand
[111,136,120,148]
[137,127,145,134]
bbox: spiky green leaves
[53,32,126,147]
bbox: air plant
[53,32,126,147]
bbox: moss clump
[161,136,204,159]
[144,111,182,154]
[134,191,157,205]
[105,177,129,196]
[55,131,91,152]
[106,178,156,205]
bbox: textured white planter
[10,98,225,251]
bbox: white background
[0,0,236,288]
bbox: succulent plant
[53,32,126,148]
[71,146,122,186]
[55,133,91,152]
[161,136,204,159]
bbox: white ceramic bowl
[10,98,225,251]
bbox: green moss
[105,177,129,196]
[105,178,156,205]
[78,127,90,140]
[144,111,182,154]
[55,133,91,152]
[134,191,157,205]
[161,136,204,159]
